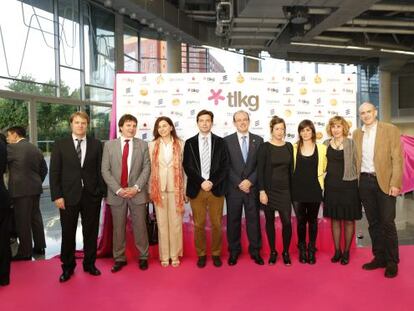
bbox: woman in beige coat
[149,116,186,267]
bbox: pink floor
[1,246,413,311]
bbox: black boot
[308,243,316,265]
[298,243,307,264]
[340,251,349,265]
[268,251,278,265]
[331,249,342,263]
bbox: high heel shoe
[282,251,291,266]
[331,250,342,263]
[308,242,316,265]
[341,251,350,265]
[298,243,307,264]
[268,251,278,265]
[161,260,169,267]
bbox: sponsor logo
[327,110,338,116]
[298,99,310,105]
[222,75,228,82]
[170,111,183,117]
[208,89,225,105]
[138,100,151,105]
[187,88,200,93]
[286,133,295,139]
[204,77,216,82]
[139,88,148,96]
[283,77,294,82]
[267,87,279,93]
[297,111,311,115]
[153,89,168,94]
[186,100,200,105]
[342,88,354,94]
[171,98,181,106]
[314,121,326,127]
[227,91,259,111]
[314,75,322,84]
[236,73,245,83]
[156,75,164,84]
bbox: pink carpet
[1,246,413,311]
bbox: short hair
[152,116,179,141]
[269,115,286,133]
[118,114,138,130]
[326,116,350,137]
[7,126,26,138]
[196,110,214,122]
[233,110,250,122]
[359,101,377,113]
[70,111,90,124]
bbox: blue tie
[241,136,248,163]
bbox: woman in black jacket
[257,116,293,265]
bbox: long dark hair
[152,116,179,141]
[297,119,316,154]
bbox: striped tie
[76,139,82,164]
[201,136,210,178]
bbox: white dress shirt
[361,121,377,173]
[237,131,249,153]
[198,132,212,180]
[120,136,133,175]
[160,139,173,165]
[72,134,87,167]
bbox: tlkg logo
[227,91,259,111]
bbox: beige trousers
[154,191,183,262]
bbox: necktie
[201,137,210,178]
[241,136,248,163]
[120,139,130,188]
[76,139,82,164]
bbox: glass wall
[140,37,167,73]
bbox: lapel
[130,138,140,172]
[373,121,382,161]
[211,133,216,162]
[67,136,81,168]
[231,133,245,166]
[191,135,201,172]
[115,138,122,166]
[83,136,91,168]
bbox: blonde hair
[326,116,349,137]
[70,111,90,124]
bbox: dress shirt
[72,134,87,167]
[237,132,249,153]
[160,139,173,165]
[361,121,377,173]
[198,132,212,180]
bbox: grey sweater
[323,137,358,181]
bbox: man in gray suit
[224,111,264,266]
[6,126,47,260]
[102,114,151,272]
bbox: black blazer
[257,141,294,193]
[224,132,263,196]
[0,140,10,209]
[183,133,229,199]
[49,136,106,206]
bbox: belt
[361,172,376,178]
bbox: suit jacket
[353,121,403,194]
[148,139,184,192]
[49,136,106,206]
[0,140,10,209]
[7,139,47,198]
[224,132,263,196]
[183,133,229,199]
[101,137,150,206]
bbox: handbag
[146,201,158,245]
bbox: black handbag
[146,202,158,245]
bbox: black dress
[292,148,322,203]
[267,143,292,212]
[323,146,362,220]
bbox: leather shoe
[111,261,127,273]
[340,251,349,265]
[0,278,10,286]
[228,254,238,266]
[197,256,207,268]
[362,259,386,270]
[11,255,31,261]
[33,248,46,255]
[384,263,398,278]
[83,265,101,276]
[268,251,278,265]
[59,269,74,283]
[139,259,148,270]
[282,252,292,266]
[212,256,222,267]
[251,254,264,265]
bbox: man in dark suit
[101,114,151,273]
[224,111,264,266]
[6,126,47,260]
[183,109,229,268]
[50,112,106,282]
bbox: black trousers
[13,195,46,257]
[0,208,12,284]
[359,174,399,264]
[292,202,320,246]
[226,193,262,256]
[60,189,102,271]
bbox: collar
[72,134,86,141]
[362,120,378,133]
[121,136,133,144]
[199,132,212,140]
[237,131,249,141]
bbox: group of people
[0,100,403,287]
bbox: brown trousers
[190,190,224,257]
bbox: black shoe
[298,244,307,264]
[228,254,238,266]
[83,265,101,276]
[33,248,46,255]
[340,251,349,265]
[331,250,342,263]
[362,259,386,270]
[282,251,291,266]
[59,269,74,283]
[251,254,264,265]
[11,255,32,261]
[0,278,10,286]
[268,251,278,265]
[212,256,222,267]
[138,259,148,270]
[197,256,207,268]
[384,263,398,278]
[308,243,316,265]
[111,261,127,273]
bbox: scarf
[150,138,185,213]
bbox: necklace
[332,138,343,150]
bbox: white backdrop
[115,72,357,142]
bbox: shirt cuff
[116,188,122,195]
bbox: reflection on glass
[0,97,28,133]
[60,67,81,99]
[124,56,139,72]
[85,104,110,141]
[59,0,80,69]
[140,37,167,73]
[85,85,113,103]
